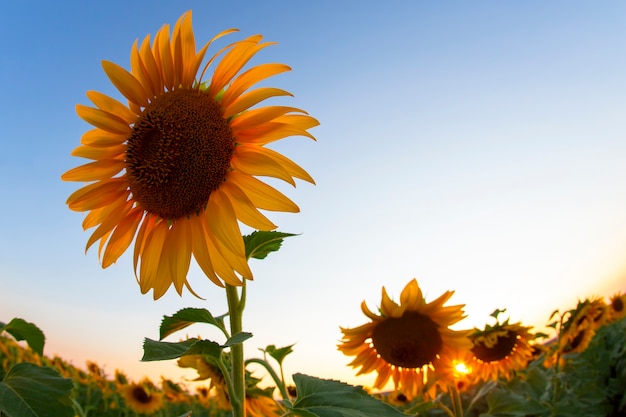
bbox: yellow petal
[76,104,131,135]
[133,214,156,279]
[85,201,133,252]
[200,218,244,285]
[102,208,143,268]
[130,39,156,99]
[205,189,245,259]
[228,171,299,212]
[138,219,169,296]
[190,216,225,287]
[62,159,125,182]
[139,34,163,96]
[400,279,423,308]
[86,91,138,124]
[223,87,292,119]
[229,106,306,131]
[66,178,127,211]
[153,24,175,90]
[71,144,126,160]
[257,146,315,184]
[361,301,381,321]
[231,145,295,186]
[221,63,290,110]
[380,287,401,317]
[82,191,130,229]
[220,181,276,231]
[167,219,192,295]
[235,120,317,145]
[80,129,128,147]
[177,11,197,88]
[102,60,149,107]
[208,35,268,97]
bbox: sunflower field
[2,289,625,417]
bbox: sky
[2,0,626,392]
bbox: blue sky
[2,1,626,391]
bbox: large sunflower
[338,279,472,399]
[62,10,317,299]
[466,316,535,382]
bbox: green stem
[245,358,290,401]
[448,386,463,417]
[226,283,246,417]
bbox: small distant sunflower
[122,380,164,414]
[558,299,600,355]
[466,313,535,382]
[338,279,472,399]
[608,292,626,322]
[62,10,317,299]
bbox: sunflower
[608,291,626,322]
[337,279,472,399]
[122,380,164,414]
[178,354,281,415]
[559,298,605,355]
[466,316,535,382]
[62,10,317,299]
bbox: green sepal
[286,373,408,417]
[159,308,227,340]
[0,318,45,356]
[244,231,297,260]
[0,363,74,417]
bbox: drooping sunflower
[466,314,535,382]
[558,298,607,355]
[62,10,317,299]
[178,353,281,415]
[338,279,472,399]
[122,380,164,414]
[608,291,626,322]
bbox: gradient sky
[2,1,626,391]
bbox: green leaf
[0,318,45,356]
[0,363,73,417]
[224,332,253,347]
[244,231,297,260]
[141,338,199,361]
[288,373,407,417]
[486,389,547,416]
[264,344,295,365]
[142,338,224,362]
[159,308,227,340]
[184,340,224,360]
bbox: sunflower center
[612,297,624,313]
[132,386,151,404]
[471,331,518,362]
[371,311,443,369]
[126,89,233,220]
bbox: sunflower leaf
[0,318,46,356]
[142,338,199,361]
[224,332,253,347]
[287,373,407,417]
[244,231,297,260]
[0,363,74,417]
[262,344,294,365]
[159,308,227,340]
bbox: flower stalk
[226,283,246,417]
